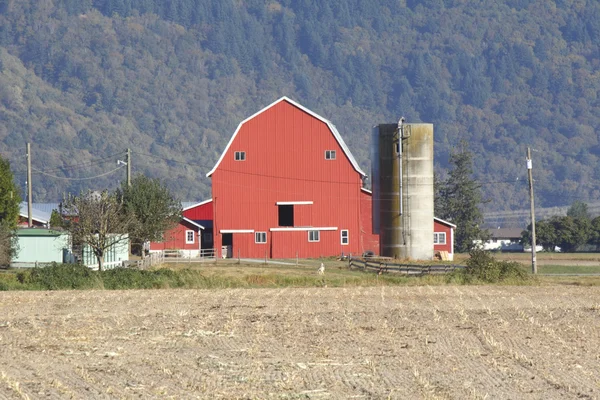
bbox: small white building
[477,228,524,251]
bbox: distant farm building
[149,200,213,257]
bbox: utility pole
[527,147,537,274]
[26,142,32,228]
[126,148,131,187]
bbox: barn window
[325,150,336,160]
[186,230,195,244]
[278,205,294,227]
[203,233,213,243]
[341,230,349,245]
[434,232,446,245]
[235,151,246,161]
[308,230,320,242]
[255,232,267,243]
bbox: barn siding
[434,220,453,256]
[150,220,200,251]
[212,100,364,259]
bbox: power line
[31,165,125,181]
[37,152,125,173]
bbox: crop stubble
[0,286,599,399]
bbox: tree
[117,174,181,255]
[62,190,135,271]
[567,200,590,221]
[521,219,557,251]
[0,156,20,266]
[437,141,487,253]
[0,155,20,227]
[550,215,590,252]
[49,209,65,229]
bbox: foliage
[0,1,599,214]
[117,174,182,253]
[567,201,591,221]
[449,249,529,284]
[22,263,99,290]
[0,155,20,227]
[437,141,487,252]
[521,216,592,252]
[61,190,135,271]
[0,220,18,267]
[49,209,65,229]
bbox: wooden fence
[349,257,465,276]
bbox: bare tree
[62,190,134,271]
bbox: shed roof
[206,96,366,177]
[16,228,66,237]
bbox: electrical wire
[37,152,125,173]
[31,165,125,180]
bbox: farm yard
[1,284,599,399]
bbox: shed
[12,228,71,267]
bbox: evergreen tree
[0,155,20,227]
[567,200,590,221]
[438,141,487,253]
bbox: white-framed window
[255,232,267,243]
[325,150,336,160]
[341,230,349,245]
[186,230,195,244]
[308,230,320,242]
[434,232,446,245]
[235,151,246,161]
[203,232,213,243]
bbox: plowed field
[1,286,599,399]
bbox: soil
[1,286,599,399]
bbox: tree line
[521,201,600,253]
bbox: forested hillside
[0,0,599,213]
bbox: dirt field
[1,286,599,399]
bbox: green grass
[2,256,599,291]
[536,265,600,274]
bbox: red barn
[149,200,213,256]
[207,97,372,259]
[434,217,456,261]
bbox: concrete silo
[371,122,434,260]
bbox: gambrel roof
[206,96,366,177]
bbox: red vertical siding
[183,200,213,220]
[149,220,200,251]
[212,100,364,259]
[360,190,380,255]
[433,220,453,255]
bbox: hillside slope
[0,0,599,212]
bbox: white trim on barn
[270,227,338,232]
[276,201,314,205]
[182,217,205,230]
[434,217,457,228]
[206,96,366,177]
[182,199,212,211]
[220,229,255,233]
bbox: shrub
[449,249,529,284]
[27,263,100,290]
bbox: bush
[100,267,183,289]
[27,263,100,290]
[449,249,529,284]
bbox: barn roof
[19,202,51,224]
[434,217,457,228]
[206,96,366,177]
